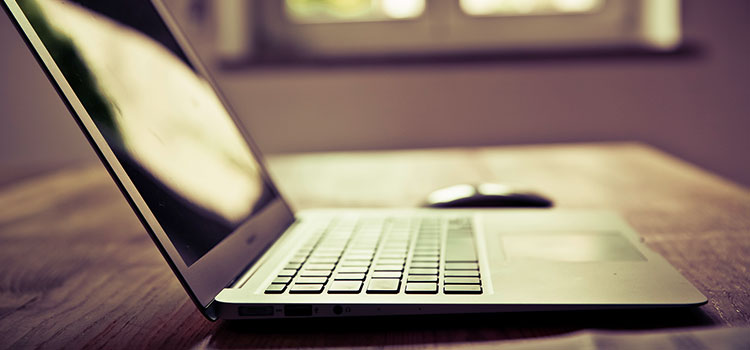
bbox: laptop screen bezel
[2,0,297,319]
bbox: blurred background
[1,0,749,187]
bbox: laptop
[3,0,706,320]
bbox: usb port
[284,304,313,316]
[238,306,274,316]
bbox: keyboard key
[418,235,439,240]
[334,273,366,280]
[372,271,402,279]
[265,284,286,294]
[406,283,438,294]
[418,229,439,235]
[342,254,373,261]
[412,254,440,260]
[308,257,338,264]
[288,255,307,264]
[306,263,336,270]
[296,249,313,256]
[296,277,328,284]
[337,266,368,273]
[311,252,341,258]
[379,253,407,259]
[417,236,440,241]
[278,269,298,277]
[328,280,363,293]
[290,284,325,294]
[367,279,401,293]
[410,262,439,269]
[316,245,345,251]
[445,270,480,277]
[375,259,405,265]
[415,248,440,254]
[346,249,376,255]
[445,262,479,270]
[340,260,371,267]
[445,239,477,262]
[300,270,332,277]
[407,275,438,283]
[444,285,482,294]
[273,276,292,284]
[411,256,440,263]
[373,265,404,272]
[317,242,346,247]
[444,277,481,285]
[285,262,302,270]
[408,268,438,275]
[317,247,342,253]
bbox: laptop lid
[3,0,295,319]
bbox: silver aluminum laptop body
[3,0,706,321]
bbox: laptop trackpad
[501,232,646,262]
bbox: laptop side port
[284,304,313,316]
[238,306,274,316]
[333,305,343,315]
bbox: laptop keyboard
[264,216,483,295]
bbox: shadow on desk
[203,308,715,349]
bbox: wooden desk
[1,143,748,348]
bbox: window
[208,0,681,64]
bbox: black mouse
[423,183,553,208]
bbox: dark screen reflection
[20,0,276,266]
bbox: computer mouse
[423,183,553,208]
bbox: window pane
[460,0,604,17]
[285,0,425,23]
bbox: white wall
[1,1,749,187]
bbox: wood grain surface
[0,142,748,349]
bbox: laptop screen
[16,0,280,267]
